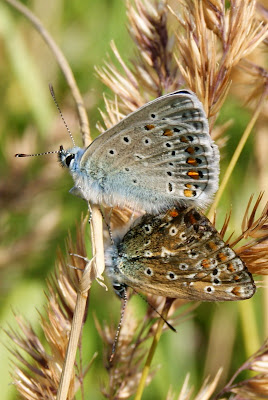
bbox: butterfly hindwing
[106,207,256,301]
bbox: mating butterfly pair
[18,90,255,300]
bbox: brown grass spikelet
[213,193,268,276]
[216,339,268,399]
[230,194,268,276]
[95,295,196,399]
[173,369,222,400]
[5,216,95,399]
[96,0,181,128]
[170,339,268,399]
[238,59,268,108]
[170,0,267,120]
[96,302,156,399]
[126,0,181,96]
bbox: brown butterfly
[105,206,256,301]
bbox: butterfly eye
[65,154,75,167]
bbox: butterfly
[58,90,219,214]
[105,206,256,301]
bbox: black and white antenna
[15,84,75,158]
[109,287,128,365]
[49,84,75,146]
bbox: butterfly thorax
[58,145,110,202]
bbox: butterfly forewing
[75,90,219,213]
[107,207,256,301]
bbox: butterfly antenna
[15,149,61,158]
[133,289,176,332]
[109,287,128,364]
[49,83,76,146]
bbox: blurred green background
[0,1,266,399]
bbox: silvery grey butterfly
[58,90,219,214]
[105,206,256,301]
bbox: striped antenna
[15,145,64,158]
[49,84,76,146]
[134,289,177,332]
[109,288,128,365]
[15,150,61,158]
[15,86,75,159]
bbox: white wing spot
[144,267,153,276]
[143,225,152,234]
[143,137,152,146]
[169,226,178,236]
[144,250,153,257]
[204,286,215,294]
[187,249,199,259]
[122,136,131,144]
[167,271,178,280]
[179,232,187,241]
[212,277,221,285]
[164,141,173,148]
[179,263,188,270]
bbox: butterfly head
[58,145,84,171]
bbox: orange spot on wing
[169,209,179,218]
[145,124,155,130]
[187,157,198,166]
[186,146,195,154]
[163,129,173,136]
[231,287,241,296]
[227,263,235,272]
[180,136,188,143]
[188,213,198,224]
[201,259,211,269]
[207,241,218,251]
[187,170,200,180]
[184,189,194,197]
[217,252,228,262]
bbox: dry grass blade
[96,41,145,118]
[127,0,181,96]
[239,59,268,108]
[96,0,181,127]
[215,339,268,399]
[167,369,222,400]
[231,195,268,275]
[218,210,232,240]
[4,0,90,145]
[4,216,96,399]
[214,194,268,276]
[170,0,268,122]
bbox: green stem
[208,89,268,220]
[134,299,174,400]
[239,300,260,358]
